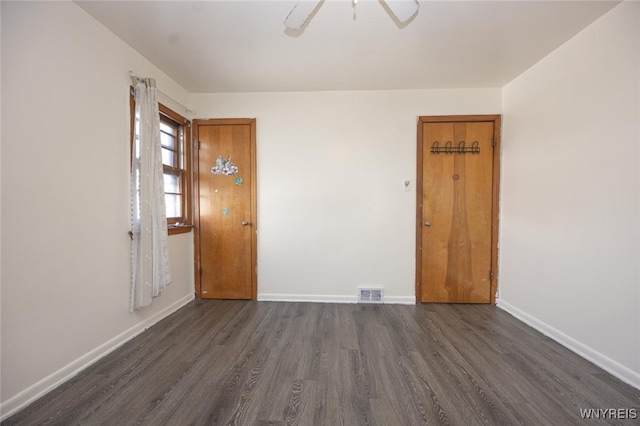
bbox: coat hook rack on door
[431,140,480,154]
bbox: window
[130,92,192,235]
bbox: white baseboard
[257,293,415,305]
[382,295,416,305]
[0,293,195,421]
[497,299,640,391]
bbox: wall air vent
[358,288,384,304]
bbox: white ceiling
[75,0,620,93]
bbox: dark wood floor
[4,301,639,425]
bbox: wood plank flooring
[3,301,639,425]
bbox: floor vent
[358,288,384,304]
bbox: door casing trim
[415,115,501,304]
[193,118,258,300]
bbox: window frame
[130,90,193,235]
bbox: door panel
[418,118,497,303]
[195,120,256,299]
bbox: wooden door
[416,116,500,303]
[194,119,257,299]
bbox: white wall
[192,89,501,303]
[499,1,640,388]
[1,1,195,417]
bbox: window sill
[168,224,194,235]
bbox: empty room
[1,0,639,424]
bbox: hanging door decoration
[211,154,244,218]
[211,155,239,176]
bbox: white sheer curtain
[130,77,171,311]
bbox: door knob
[424,221,432,227]
[241,221,249,226]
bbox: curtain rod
[129,71,195,116]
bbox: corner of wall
[0,294,194,421]
[497,299,640,390]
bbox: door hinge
[197,140,201,150]
[489,270,494,281]
[492,138,496,147]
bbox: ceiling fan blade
[383,0,419,23]
[284,1,323,30]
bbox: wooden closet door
[417,116,500,303]
[194,119,257,299]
